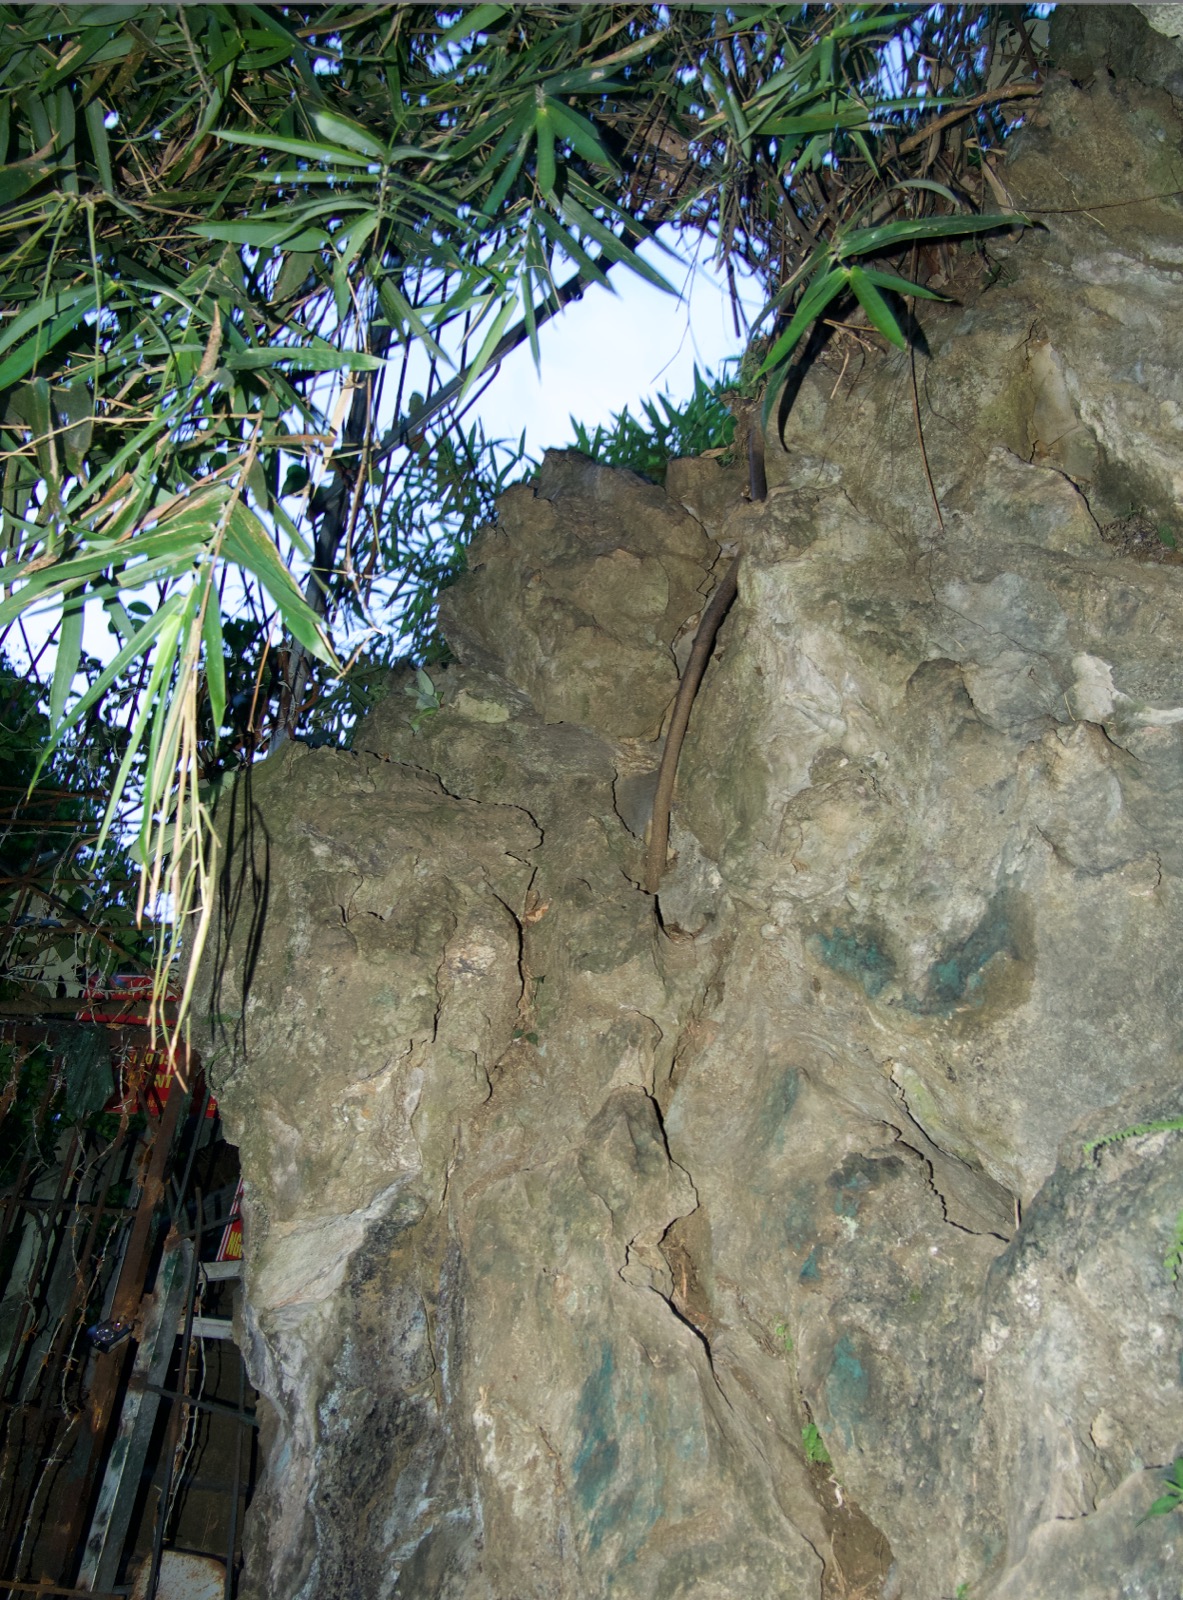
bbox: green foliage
[1140,1457,1183,1524]
[1082,1118,1183,1290]
[756,211,1024,422]
[0,1044,55,1186]
[372,418,534,667]
[403,667,442,734]
[802,1423,831,1465]
[773,1320,794,1354]
[1,654,151,1006]
[1083,1118,1183,1160]
[0,1035,131,1188]
[1165,1210,1183,1285]
[566,363,737,484]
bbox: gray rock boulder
[200,56,1183,1600]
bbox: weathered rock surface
[202,39,1183,1600]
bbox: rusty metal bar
[78,1239,192,1595]
[66,1071,187,1580]
[35,1120,140,1580]
[0,1581,123,1597]
[0,1128,85,1563]
[224,1351,247,1600]
[0,1116,139,1582]
[0,1000,175,1019]
[168,1088,212,1235]
[0,1036,254,1596]
[0,1069,61,1326]
[0,1197,137,1223]
[131,1380,259,1430]
[143,1190,204,1600]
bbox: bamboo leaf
[535,105,557,197]
[190,218,331,249]
[0,284,98,362]
[335,210,380,272]
[0,150,57,207]
[547,100,617,170]
[201,580,227,737]
[558,195,673,292]
[376,278,448,363]
[222,503,336,664]
[82,97,114,192]
[55,596,188,860]
[50,597,84,727]
[848,264,907,349]
[761,108,872,136]
[459,292,517,398]
[830,11,906,42]
[212,127,379,168]
[885,178,963,206]
[0,515,222,629]
[309,108,390,162]
[838,210,1030,260]
[267,494,316,562]
[474,100,535,194]
[225,344,384,373]
[55,593,185,745]
[535,209,612,290]
[440,5,509,47]
[757,268,847,375]
[861,268,946,302]
[54,379,94,474]
[482,143,528,217]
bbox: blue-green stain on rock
[915,889,1022,1014]
[799,1244,823,1281]
[813,928,896,997]
[928,896,1011,1004]
[830,1167,869,1219]
[827,1152,904,1219]
[825,1335,869,1450]
[784,1189,816,1250]
[573,1344,619,1545]
[760,1067,800,1151]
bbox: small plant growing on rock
[1165,1211,1183,1284]
[1083,1117,1183,1284]
[1140,1457,1183,1523]
[1083,1116,1183,1159]
[403,667,441,732]
[802,1423,831,1465]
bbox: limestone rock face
[202,58,1183,1600]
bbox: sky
[465,230,763,458]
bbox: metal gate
[0,1017,258,1599]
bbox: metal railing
[0,1023,257,1599]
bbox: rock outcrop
[202,37,1183,1600]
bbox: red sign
[80,976,218,1120]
